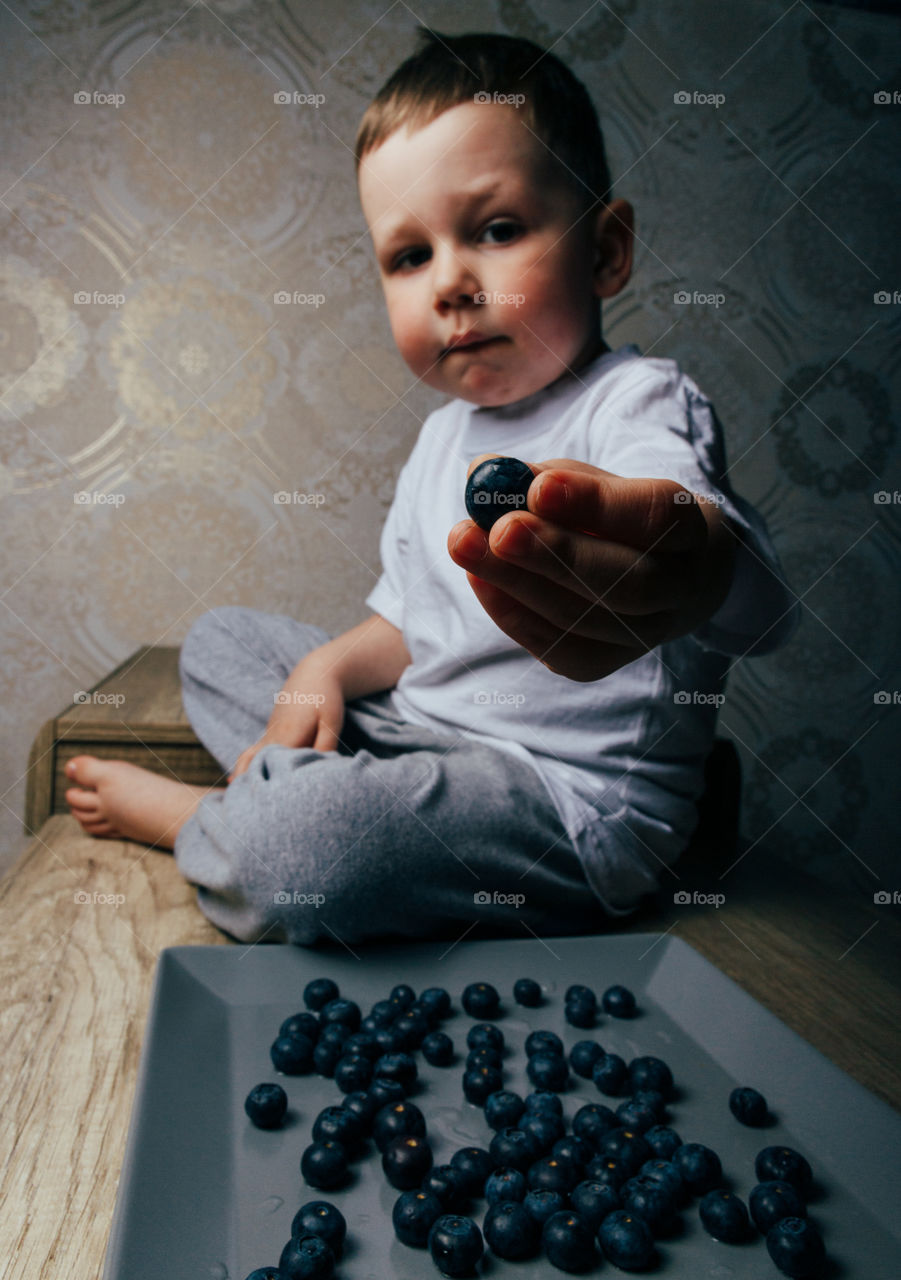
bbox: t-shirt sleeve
[364,454,413,632]
[593,366,800,657]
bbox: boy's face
[358,101,628,408]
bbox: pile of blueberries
[241,975,827,1278]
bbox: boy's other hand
[448,455,736,682]
[227,666,345,781]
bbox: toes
[65,787,101,812]
[64,755,104,787]
[83,820,115,837]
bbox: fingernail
[453,528,488,562]
[498,520,532,556]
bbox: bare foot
[64,756,225,850]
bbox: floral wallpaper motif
[1,0,898,906]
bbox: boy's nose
[432,246,481,311]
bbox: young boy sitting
[64,28,798,945]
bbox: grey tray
[102,933,901,1279]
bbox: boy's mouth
[441,331,504,358]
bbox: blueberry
[311,1038,344,1078]
[303,978,339,1011]
[551,1135,592,1170]
[527,1051,569,1091]
[465,1046,502,1071]
[243,1270,281,1280]
[244,1082,288,1129]
[312,1104,363,1150]
[466,1022,504,1053]
[300,1140,348,1191]
[389,982,416,1010]
[427,1214,484,1277]
[484,1199,541,1260]
[280,1012,321,1043]
[319,997,360,1032]
[638,1158,685,1203]
[572,1102,618,1147]
[373,1051,417,1090]
[422,1031,455,1067]
[463,1065,504,1105]
[569,1040,604,1079]
[393,1011,430,1051]
[565,983,597,1006]
[673,1142,722,1195]
[597,1209,655,1269]
[485,1089,525,1131]
[373,1100,426,1152]
[513,977,542,1006]
[615,1099,658,1133]
[524,1089,564,1116]
[525,1029,564,1058]
[749,1179,807,1233]
[419,987,452,1019]
[423,1164,469,1211]
[270,1034,314,1075]
[620,1173,678,1235]
[527,1155,579,1195]
[316,1023,349,1049]
[592,1052,627,1095]
[373,1026,402,1056]
[464,456,535,532]
[644,1124,683,1160]
[569,1179,622,1231]
[699,1188,751,1243]
[628,1055,674,1100]
[584,1155,628,1189]
[601,985,636,1017]
[485,1167,527,1204]
[366,1076,406,1112]
[278,1234,335,1279]
[367,998,397,1028]
[755,1146,813,1198]
[290,1201,346,1258]
[542,1210,597,1273]
[523,1188,566,1226]
[597,1128,652,1177]
[564,997,596,1030]
[393,1189,445,1247]
[631,1088,666,1119]
[728,1084,768,1125]
[518,1110,564,1153]
[766,1216,826,1277]
[449,1146,496,1197]
[490,1126,538,1173]
[333,1053,372,1093]
[461,982,500,1018]
[382,1134,434,1189]
[339,1090,376,1134]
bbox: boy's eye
[481,219,521,244]
[392,246,431,272]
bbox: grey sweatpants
[173,606,605,946]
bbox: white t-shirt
[365,343,799,915]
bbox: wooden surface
[25,646,221,835]
[1,814,899,1277]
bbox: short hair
[354,27,612,213]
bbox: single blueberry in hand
[766,1216,826,1277]
[291,1201,346,1257]
[428,1214,484,1277]
[513,977,542,1007]
[699,1188,751,1243]
[542,1210,597,1273]
[244,1082,288,1129]
[393,1189,445,1248]
[464,456,535,531]
[749,1180,807,1233]
[484,1199,541,1260]
[730,1085,769,1126]
[597,1209,655,1270]
[278,1234,335,1280]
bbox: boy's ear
[592,198,634,299]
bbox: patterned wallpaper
[1,0,899,901]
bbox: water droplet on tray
[259,1195,283,1214]
[208,1264,228,1280]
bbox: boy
[64,29,797,945]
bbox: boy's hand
[228,664,346,781]
[448,456,736,682]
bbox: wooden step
[24,646,222,835]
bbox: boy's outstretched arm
[447,456,737,683]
